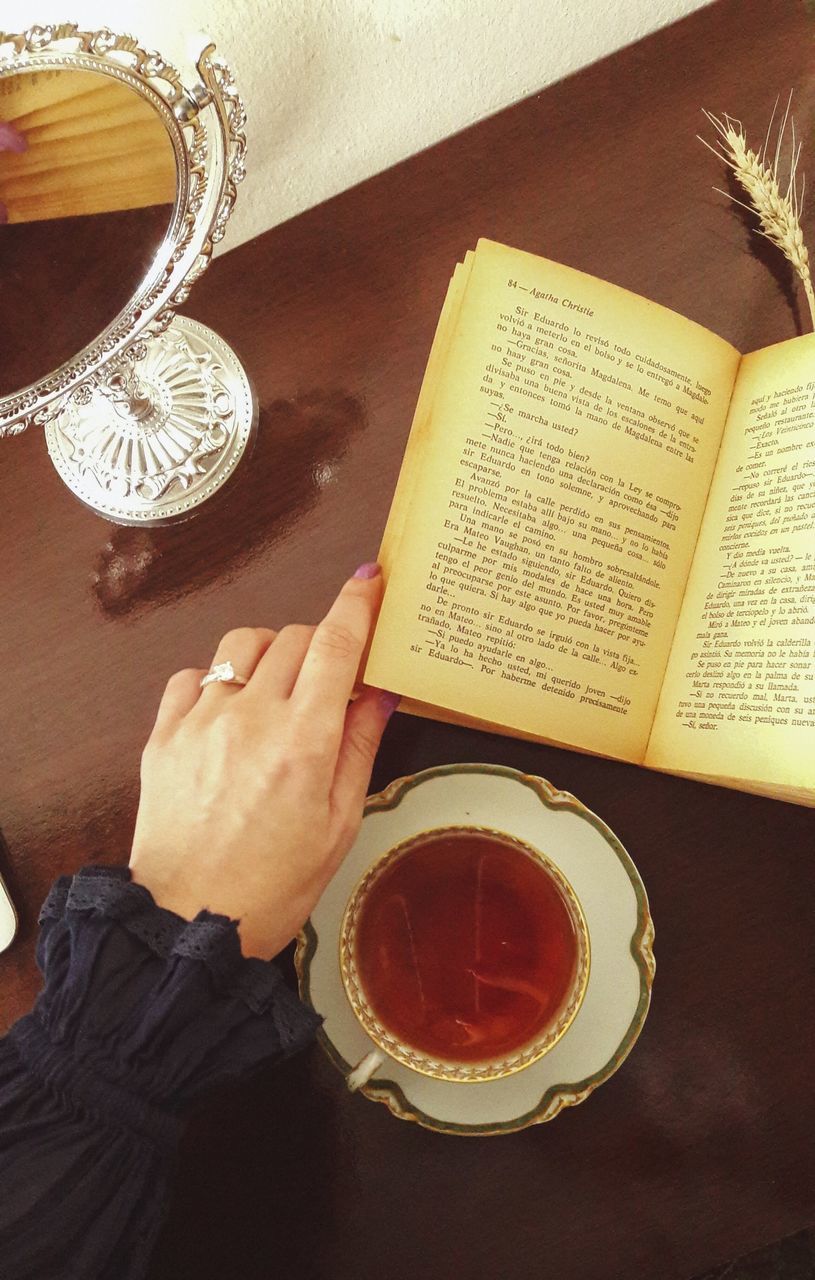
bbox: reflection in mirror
[0,68,176,398]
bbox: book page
[366,240,740,760]
[378,256,473,576]
[647,334,815,797]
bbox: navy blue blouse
[0,866,321,1278]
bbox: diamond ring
[200,661,249,689]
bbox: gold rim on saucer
[295,763,656,1136]
[338,825,591,1083]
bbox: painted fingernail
[0,122,27,153]
[353,562,381,579]
[378,689,400,718]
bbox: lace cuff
[7,865,321,1152]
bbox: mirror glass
[0,67,177,400]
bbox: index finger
[290,564,383,742]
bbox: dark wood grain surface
[1,2,813,1278]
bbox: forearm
[0,867,320,1278]
[0,1026,174,1279]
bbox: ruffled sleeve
[0,866,321,1279]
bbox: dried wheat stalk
[699,95,815,330]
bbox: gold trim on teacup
[295,763,655,1136]
[338,824,591,1084]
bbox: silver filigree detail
[44,317,256,523]
[0,25,245,440]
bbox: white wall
[3,1,714,252]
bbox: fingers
[251,624,315,698]
[148,565,384,774]
[290,566,383,758]
[330,687,400,840]
[151,668,208,736]
[199,627,276,703]
[0,122,27,153]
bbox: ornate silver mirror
[0,23,256,523]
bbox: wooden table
[1,2,813,1276]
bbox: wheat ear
[699,95,815,330]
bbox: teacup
[340,825,590,1088]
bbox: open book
[363,240,815,806]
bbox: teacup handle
[347,1049,386,1092]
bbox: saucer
[295,764,655,1136]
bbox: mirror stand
[43,315,256,523]
[0,24,257,524]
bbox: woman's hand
[0,121,27,225]
[129,564,397,959]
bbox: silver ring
[200,661,249,689]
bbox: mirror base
[44,316,257,525]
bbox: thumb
[330,687,400,832]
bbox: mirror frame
[0,21,246,436]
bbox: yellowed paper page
[647,333,815,798]
[366,240,740,760]
[378,256,473,576]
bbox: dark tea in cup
[340,827,590,1081]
